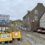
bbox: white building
[0,15,10,32]
[40,13,45,28]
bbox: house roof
[23,3,45,20]
[23,11,30,19]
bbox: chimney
[27,11,30,14]
[37,3,44,7]
[38,3,43,5]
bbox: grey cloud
[0,0,45,20]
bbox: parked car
[37,27,45,34]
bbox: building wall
[0,27,9,32]
[0,15,10,20]
[40,13,45,28]
[0,15,10,32]
[23,3,45,31]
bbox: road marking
[26,34,30,37]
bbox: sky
[0,0,45,20]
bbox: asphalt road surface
[0,31,45,45]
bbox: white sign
[1,34,10,38]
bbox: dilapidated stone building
[23,3,45,31]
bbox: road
[0,31,45,45]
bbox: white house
[40,13,45,28]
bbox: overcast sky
[0,0,45,20]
